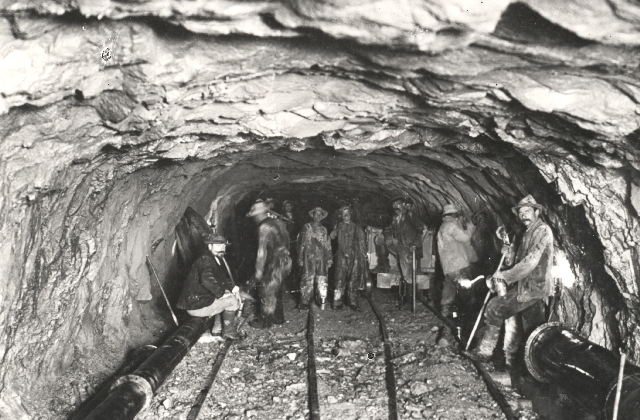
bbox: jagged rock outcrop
[1,1,640,418]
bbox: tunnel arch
[2,1,640,417]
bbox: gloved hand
[486,275,496,293]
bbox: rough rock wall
[1,0,640,417]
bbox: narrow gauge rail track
[186,318,246,420]
[305,291,399,420]
[418,296,518,420]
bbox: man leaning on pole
[467,195,554,365]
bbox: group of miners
[175,191,555,371]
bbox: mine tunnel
[2,1,640,419]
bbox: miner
[471,210,499,275]
[282,200,299,291]
[298,207,332,309]
[469,195,553,366]
[247,201,292,329]
[437,204,479,318]
[371,197,425,303]
[330,206,369,310]
[264,197,279,219]
[176,233,243,342]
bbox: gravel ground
[133,289,539,420]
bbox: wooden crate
[377,273,430,289]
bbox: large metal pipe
[525,322,640,420]
[82,316,214,420]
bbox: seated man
[176,233,243,342]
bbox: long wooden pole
[465,252,507,351]
[146,256,179,326]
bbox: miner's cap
[246,201,269,217]
[442,204,460,217]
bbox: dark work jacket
[176,254,234,311]
[386,210,424,248]
[502,218,554,303]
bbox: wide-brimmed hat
[246,201,270,217]
[309,207,328,220]
[442,204,460,217]
[203,233,230,245]
[339,205,352,215]
[512,194,545,215]
[391,195,410,204]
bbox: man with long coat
[298,207,332,309]
[330,206,368,311]
[247,201,292,329]
[469,195,553,367]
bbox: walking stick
[412,248,417,315]
[465,252,507,351]
[146,256,180,326]
[222,256,244,314]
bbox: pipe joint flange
[524,321,571,384]
[110,374,154,411]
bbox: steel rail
[362,291,399,420]
[418,297,517,420]
[186,318,246,420]
[307,303,321,420]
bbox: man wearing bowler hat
[298,207,333,309]
[468,195,554,368]
[246,200,292,329]
[176,233,243,342]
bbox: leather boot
[347,293,360,312]
[505,352,517,370]
[333,289,344,310]
[222,310,240,340]
[211,313,223,336]
[249,314,273,329]
[274,287,285,324]
[469,325,500,362]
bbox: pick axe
[464,226,511,351]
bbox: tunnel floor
[130,290,536,420]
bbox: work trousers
[485,286,546,357]
[259,247,291,323]
[300,257,329,305]
[334,254,363,304]
[187,292,239,317]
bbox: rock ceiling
[1,0,640,417]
